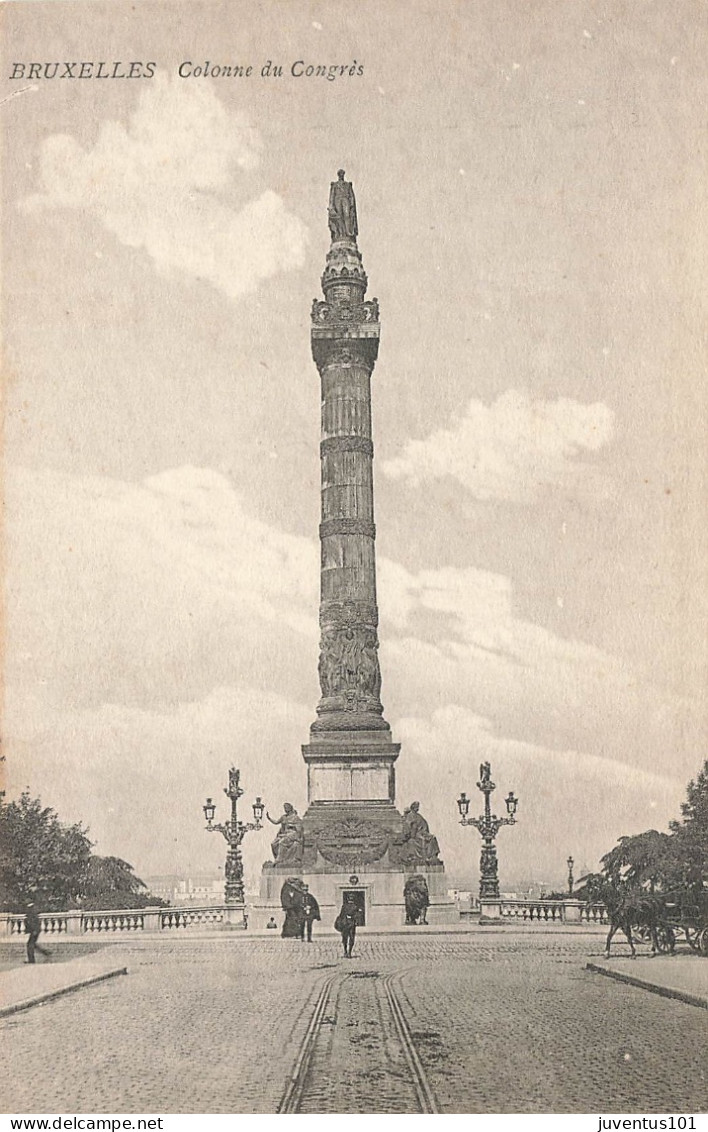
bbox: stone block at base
[220,905,248,929]
[250,867,458,931]
[563,900,583,923]
[479,900,502,922]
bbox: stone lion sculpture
[404,874,430,925]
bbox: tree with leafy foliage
[580,761,708,902]
[669,760,708,881]
[600,829,677,890]
[0,790,166,912]
[0,791,92,911]
[82,855,163,910]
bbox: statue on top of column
[328,169,358,241]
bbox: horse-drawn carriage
[644,889,708,955]
[579,875,708,958]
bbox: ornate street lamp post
[203,767,265,905]
[567,855,574,895]
[457,761,518,915]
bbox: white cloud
[21,72,308,300]
[395,706,682,882]
[6,676,682,882]
[7,462,696,771]
[5,464,319,708]
[376,558,703,784]
[4,463,701,881]
[5,685,310,880]
[383,389,615,503]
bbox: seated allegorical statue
[267,802,305,866]
[396,802,442,865]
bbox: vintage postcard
[2,0,706,1119]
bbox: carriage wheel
[699,928,708,956]
[685,926,701,952]
[654,924,675,954]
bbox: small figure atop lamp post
[203,767,264,905]
[457,761,518,919]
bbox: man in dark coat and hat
[25,902,51,964]
[298,884,321,943]
[334,893,361,958]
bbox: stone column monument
[306,169,396,801]
[256,172,455,928]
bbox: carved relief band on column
[313,340,379,372]
[311,299,380,325]
[321,436,374,457]
[320,600,379,628]
[317,625,383,702]
[322,347,374,369]
[320,518,376,539]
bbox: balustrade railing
[161,907,225,930]
[82,911,145,933]
[2,899,607,935]
[579,902,608,924]
[501,900,564,922]
[499,898,607,924]
[2,904,242,936]
[8,912,72,936]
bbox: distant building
[144,874,222,905]
[448,888,478,915]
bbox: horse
[578,875,674,958]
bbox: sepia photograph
[1,0,707,1119]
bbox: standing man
[335,893,361,959]
[298,885,321,943]
[25,902,50,964]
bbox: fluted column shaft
[310,236,388,734]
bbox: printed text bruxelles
[8,60,364,81]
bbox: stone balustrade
[498,898,607,924]
[1,904,246,935]
[577,902,609,924]
[160,907,225,930]
[1,899,607,934]
[82,911,147,933]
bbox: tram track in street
[277,965,438,1114]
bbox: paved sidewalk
[587,953,708,1008]
[0,952,127,1017]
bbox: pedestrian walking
[334,893,360,958]
[25,903,51,964]
[298,885,321,942]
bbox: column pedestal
[253,866,457,931]
[220,904,248,930]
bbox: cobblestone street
[2,935,706,1114]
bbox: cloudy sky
[3,0,706,890]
